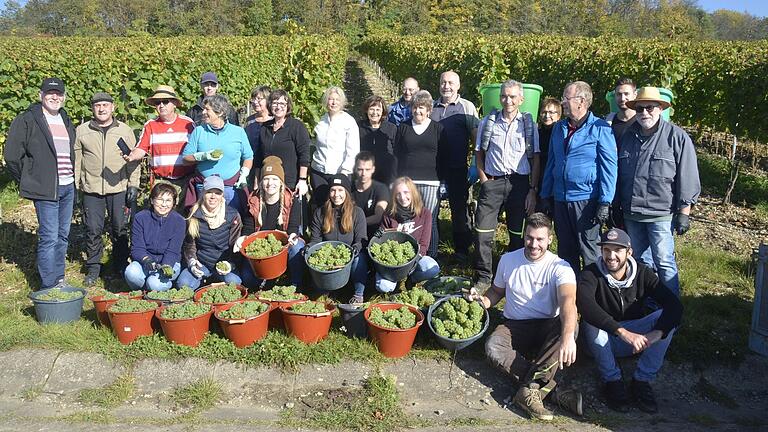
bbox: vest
[194,206,238,269]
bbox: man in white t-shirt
[467,212,581,421]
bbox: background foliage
[358,34,768,142]
[0,35,348,150]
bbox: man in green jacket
[74,92,140,286]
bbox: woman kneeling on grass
[124,183,186,291]
[236,156,304,289]
[306,174,368,303]
[374,176,440,293]
[177,175,243,290]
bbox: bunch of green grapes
[369,240,416,266]
[108,299,158,313]
[160,302,211,319]
[145,286,194,301]
[425,277,472,296]
[254,285,304,301]
[394,288,435,309]
[307,243,351,271]
[289,301,328,314]
[431,297,485,340]
[369,305,417,330]
[199,283,242,304]
[92,290,143,300]
[218,301,269,320]
[36,288,83,302]
[244,234,285,258]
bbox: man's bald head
[402,77,419,102]
[439,71,461,103]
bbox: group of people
[4,70,699,419]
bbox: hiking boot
[553,387,583,416]
[514,383,554,421]
[631,379,658,414]
[348,294,364,305]
[604,380,630,413]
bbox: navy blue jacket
[130,209,186,266]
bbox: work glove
[215,261,232,276]
[125,186,139,208]
[288,233,299,246]
[140,256,157,274]
[232,235,246,253]
[188,259,205,278]
[673,213,690,235]
[234,166,250,189]
[295,179,309,197]
[464,287,482,303]
[593,202,610,226]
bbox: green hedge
[0,36,348,152]
[359,35,768,142]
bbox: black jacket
[358,120,397,184]
[186,96,239,126]
[4,103,77,200]
[577,261,683,338]
[307,205,367,254]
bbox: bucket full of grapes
[240,230,289,280]
[367,231,419,282]
[304,241,353,291]
[427,294,489,351]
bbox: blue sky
[1,0,767,18]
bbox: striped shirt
[137,115,195,179]
[44,111,74,186]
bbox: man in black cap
[74,92,141,286]
[4,77,77,290]
[577,228,683,413]
[186,71,239,126]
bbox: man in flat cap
[187,71,239,126]
[4,77,77,289]
[74,92,140,286]
[616,87,700,297]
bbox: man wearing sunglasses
[124,85,195,207]
[616,87,700,297]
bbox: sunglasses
[154,100,173,106]
[635,104,660,113]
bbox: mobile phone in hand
[116,137,131,156]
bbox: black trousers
[82,191,129,275]
[444,167,472,255]
[473,174,528,282]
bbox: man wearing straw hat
[616,86,700,298]
[124,85,195,207]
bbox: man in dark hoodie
[4,77,76,290]
[577,228,683,414]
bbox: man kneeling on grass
[577,228,683,413]
[467,212,582,420]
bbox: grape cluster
[289,301,328,314]
[369,240,416,266]
[146,286,194,301]
[394,288,435,309]
[218,301,268,320]
[431,297,484,340]
[425,277,472,296]
[210,149,223,158]
[307,243,351,271]
[199,283,242,304]
[93,290,143,300]
[161,302,211,320]
[244,234,285,259]
[108,299,158,313]
[254,285,304,301]
[36,288,83,302]
[369,305,417,330]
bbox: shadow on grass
[0,221,43,290]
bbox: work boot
[631,378,658,414]
[604,380,630,413]
[514,383,554,421]
[83,266,100,287]
[553,387,583,416]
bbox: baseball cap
[40,77,65,93]
[597,228,631,248]
[200,72,219,85]
[203,175,225,192]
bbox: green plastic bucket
[605,87,674,120]
[479,83,544,122]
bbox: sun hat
[145,85,182,107]
[626,87,671,110]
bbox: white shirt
[312,111,360,175]
[493,249,575,320]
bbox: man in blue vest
[473,80,540,289]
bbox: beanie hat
[328,173,352,193]
[261,156,285,184]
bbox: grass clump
[171,377,222,411]
[78,374,135,408]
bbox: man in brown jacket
[74,92,140,286]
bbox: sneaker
[348,294,364,305]
[514,383,554,421]
[553,387,583,416]
[630,379,658,414]
[604,380,630,413]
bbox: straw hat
[145,85,182,107]
[626,87,671,110]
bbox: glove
[673,213,690,235]
[215,261,232,276]
[189,259,205,278]
[295,179,308,196]
[234,166,250,189]
[287,233,299,246]
[158,264,175,278]
[439,182,448,200]
[464,287,482,303]
[140,256,157,273]
[593,202,610,226]
[232,235,246,253]
[125,186,139,208]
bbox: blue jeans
[581,309,675,382]
[623,218,680,297]
[375,256,440,293]
[33,183,75,289]
[240,239,305,289]
[124,261,181,292]
[177,262,243,291]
